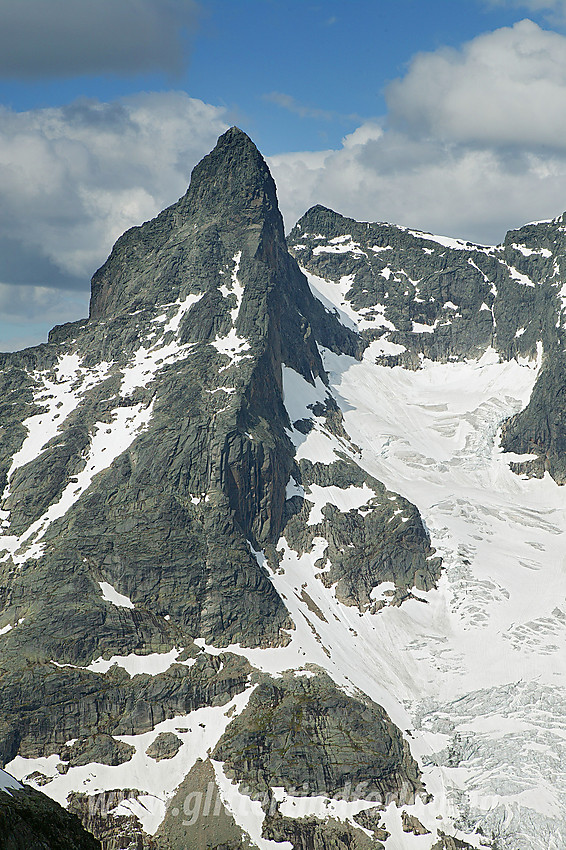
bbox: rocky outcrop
[500,348,566,482]
[145,731,182,761]
[288,203,566,492]
[153,758,252,850]
[264,814,378,850]
[0,652,250,766]
[284,458,441,610]
[0,782,100,849]
[213,672,422,803]
[288,205,563,367]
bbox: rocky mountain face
[287,205,566,482]
[0,128,565,850]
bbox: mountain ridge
[0,128,564,850]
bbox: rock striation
[288,204,566,482]
[0,129,441,849]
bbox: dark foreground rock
[0,783,100,849]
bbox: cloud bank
[0,0,199,77]
[0,92,227,281]
[270,19,566,244]
[0,92,227,348]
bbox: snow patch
[512,243,552,259]
[0,768,23,796]
[87,648,195,678]
[6,687,255,836]
[212,761,292,850]
[506,264,535,287]
[1,401,154,566]
[304,482,375,525]
[286,476,305,500]
[211,329,252,371]
[99,582,134,609]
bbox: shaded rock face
[288,205,563,367]
[500,347,566,482]
[0,651,250,767]
[0,784,100,849]
[153,758,253,850]
[284,459,441,610]
[264,814,378,850]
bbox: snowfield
[317,343,566,849]
[198,343,565,849]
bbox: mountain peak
[89,127,284,320]
[180,125,282,237]
[216,125,258,149]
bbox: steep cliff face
[288,204,566,483]
[289,205,566,365]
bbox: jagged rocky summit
[0,127,565,850]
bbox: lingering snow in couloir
[208,339,566,847]
[0,401,154,565]
[218,250,245,324]
[301,267,396,332]
[98,581,135,609]
[317,344,566,848]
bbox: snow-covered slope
[319,345,566,849]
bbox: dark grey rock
[500,348,566,483]
[0,783,100,849]
[67,789,150,850]
[65,734,135,768]
[402,810,431,834]
[264,814,379,849]
[283,459,441,609]
[353,807,389,843]
[0,653,251,766]
[0,128,488,850]
[213,672,422,802]
[153,758,252,850]
[288,205,566,490]
[288,205,563,367]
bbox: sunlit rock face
[1,128,565,849]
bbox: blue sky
[0,1,542,153]
[2,0,566,350]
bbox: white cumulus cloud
[0,91,228,285]
[386,19,566,149]
[269,20,566,244]
[0,90,228,350]
[4,20,566,350]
